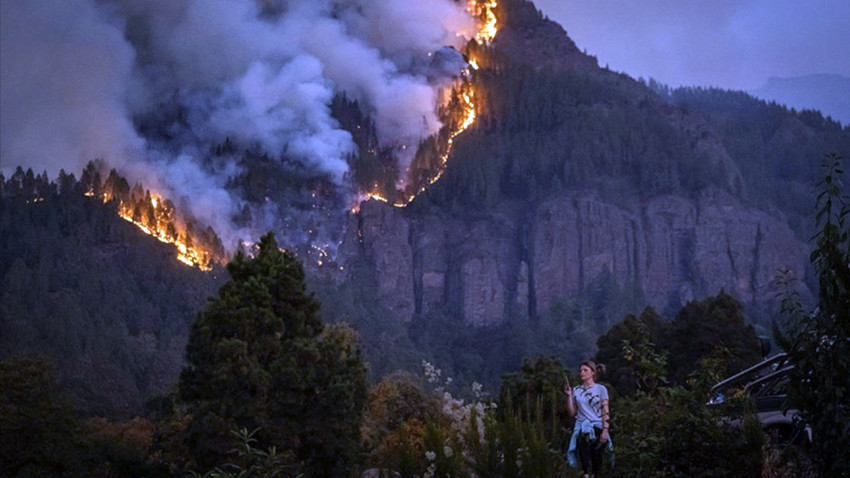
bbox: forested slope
[0,169,224,417]
[420,0,850,236]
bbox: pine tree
[179,233,367,476]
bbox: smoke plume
[1,0,476,250]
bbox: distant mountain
[750,74,850,126]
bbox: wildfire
[353,0,498,212]
[81,1,501,267]
[86,187,222,271]
[469,0,498,44]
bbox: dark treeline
[0,168,224,417]
[0,239,826,477]
[661,84,850,235]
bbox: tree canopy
[595,292,761,393]
[179,233,367,476]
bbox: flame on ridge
[469,0,499,44]
[85,187,221,271]
[354,0,498,212]
[78,0,499,268]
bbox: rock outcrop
[343,188,808,325]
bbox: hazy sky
[533,0,850,91]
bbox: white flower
[443,445,454,458]
[422,360,442,383]
[425,451,437,461]
[472,381,483,399]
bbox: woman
[565,360,612,477]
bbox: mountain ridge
[339,0,848,329]
[750,73,850,126]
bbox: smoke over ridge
[1,0,476,250]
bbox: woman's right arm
[565,385,576,417]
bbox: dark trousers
[577,426,604,475]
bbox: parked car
[709,352,812,444]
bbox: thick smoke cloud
[1,0,475,249]
[0,0,145,175]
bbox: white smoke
[0,0,146,175]
[0,0,476,250]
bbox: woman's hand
[563,384,572,396]
[599,428,609,444]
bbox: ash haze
[0,0,476,249]
[534,0,850,109]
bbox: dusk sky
[533,0,850,91]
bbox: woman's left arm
[600,399,610,443]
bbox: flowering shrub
[363,360,571,477]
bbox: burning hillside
[359,0,499,208]
[2,0,500,269]
[81,164,225,270]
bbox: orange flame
[88,189,219,271]
[469,0,498,44]
[353,0,498,212]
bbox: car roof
[710,353,790,395]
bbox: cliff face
[336,0,829,327]
[343,187,807,325]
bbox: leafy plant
[190,428,301,478]
[776,153,850,475]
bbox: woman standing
[565,360,612,477]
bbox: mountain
[0,170,225,417]
[335,0,849,345]
[750,74,850,126]
[3,0,850,412]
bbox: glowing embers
[86,186,222,271]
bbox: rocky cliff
[343,187,808,325]
[333,0,838,328]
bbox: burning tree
[79,161,227,270]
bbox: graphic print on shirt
[578,385,603,416]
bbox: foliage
[596,293,762,392]
[179,233,367,476]
[0,167,222,417]
[664,291,762,384]
[595,307,666,395]
[498,355,569,429]
[360,370,442,466]
[84,416,169,477]
[0,354,89,477]
[361,360,574,478]
[613,347,763,477]
[591,293,792,476]
[190,428,302,478]
[776,154,850,475]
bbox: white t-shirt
[573,383,609,423]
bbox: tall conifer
[180,233,367,476]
